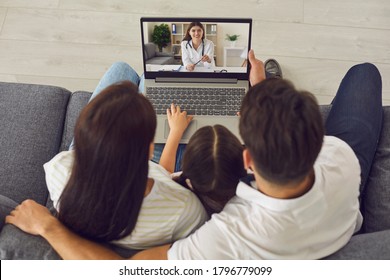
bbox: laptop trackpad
[164,119,198,141]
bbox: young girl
[44,81,208,250]
[158,103,246,216]
[177,125,246,215]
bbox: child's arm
[159,104,193,173]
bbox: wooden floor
[0,0,389,104]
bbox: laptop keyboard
[146,87,246,116]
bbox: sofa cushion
[0,224,62,260]
[0,222,139,259]
[59,91,91,152]
[0,194,60,259]
[144,43,156,61]
[362,106,390,232]
[319,104,331,122]
[0,195,18,229]
[0,82,70,205]
[146,56,175,65]
[323,229,390,259]
[319,105,390,233]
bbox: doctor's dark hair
[239,78,324,185]
[58,81,156,242]
[175,125,246,216]
[183,22,206,41]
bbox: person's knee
[109,61,133,73]
[351,63,381,80]
[108,62,140,86]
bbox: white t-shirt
[181,39,215,68]
[43,151,208,250]
[168,136,363,259]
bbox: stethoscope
[185,39,205,57]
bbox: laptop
[140,17,252,143]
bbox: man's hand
[167,103,193,138]
[5,199,57,236]
[248,49,266,86]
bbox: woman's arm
[6,199,125,260]
[159,104,193,173]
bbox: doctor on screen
[181,22,215,71]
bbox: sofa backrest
[363,106,390,233]
[314,105,390,233]
[144,43,156,60]
[315,105,390,234]
[0,82,70,205]
[59,91,91,152]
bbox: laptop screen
[141,17,252,80]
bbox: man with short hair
[159,75,367,259]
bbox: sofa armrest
[0,224,61,260]
[323,230,390,259]
[0,195,18,230]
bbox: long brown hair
[183,22,205,42]
[240,78,324,185]
[176,125,246,215]
[58,81,156,242]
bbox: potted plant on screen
[225,34,240,47]
[152,23,171,52]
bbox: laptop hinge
[155,77,238,84]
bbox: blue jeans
[70,62,185,170]
[325,63,383,196]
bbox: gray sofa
[0,81,389,259]
[144,43,175,65]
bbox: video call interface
[142,20,251,73]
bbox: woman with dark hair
[181,22,215,71]
[43,81,208,249]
